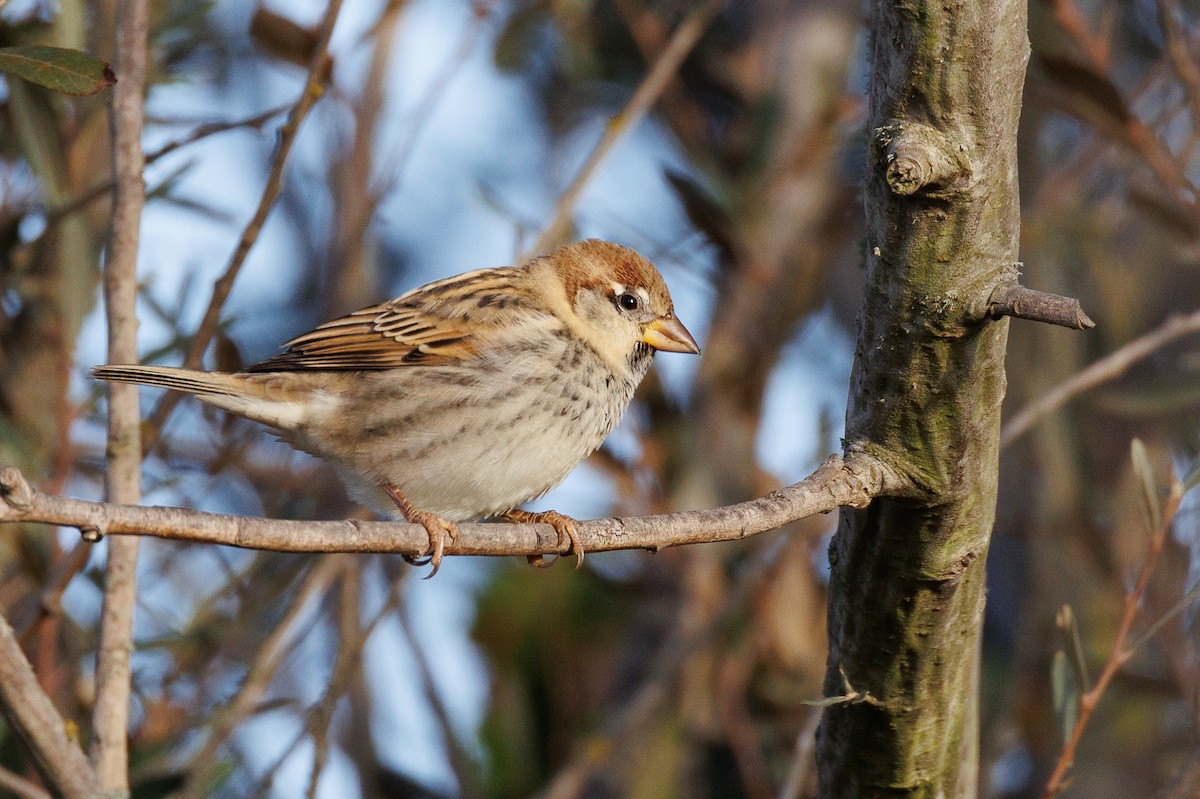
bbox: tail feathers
[91,364,323,431]
[91,365,244,397]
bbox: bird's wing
[245,267,551,372]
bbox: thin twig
[777,708,823,799]
[371,1,490,201]
[521,1,719,259]
[247,557,410,796]
[91,0,150,788]
[0,453,894,560]
[140,0,344,451]
[1001,308,1200,447]
[397,598,480,798]
[1041,477,1185,797]
[177,556,342,799]
[35,103,292,232]
[1156,0,1200,132]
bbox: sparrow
[92,239,700,574]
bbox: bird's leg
[500,508,584,568]
[383,483,459,578]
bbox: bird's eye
[618,293,640,312]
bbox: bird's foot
[383,484,460,578]
[500,508,584,569]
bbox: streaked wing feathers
[245,267,543,372]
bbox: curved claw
[383,483,460,578]
[502,509,585,568]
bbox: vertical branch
[91,0,149,788]
[817,0,1030,794]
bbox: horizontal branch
[0,455,892,559]
[987,283,1095,330]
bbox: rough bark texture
[816,0,1028,795]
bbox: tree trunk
[817,0,1028,795]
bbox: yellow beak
[643,316,700,354]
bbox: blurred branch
[141,0,345,450]
[0,612,98,798]
[0,454,895,560]
[534,539,784,799]
[718,650,774,799]
[778,708,822,799]
[248,558,411,796]
[1001,307,1200,447]
[177,556,342,799]
[1156,0,1200,131]
[15,540,91,643]
[1048,0,1110,70]
[372,2,490,202]
[32,103,292,235]
[0,766,51,799]
[521,0,720,259]
[323,0,409,315]
[1041,464,1186,798]
[305,560,360,799]
[92,0,149,789]
[398,598,481,798]
[1044,0,1196,197]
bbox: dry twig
[177,557,342,799]
[1041,470,1186,797]
[0,454,893,560]
[987,284,1094,330]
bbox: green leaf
[1055,604,1090,694]
[1130,438,1162,535]
[0,46,115,96]
[1051,649,1080,746]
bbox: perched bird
[93,240,699,573]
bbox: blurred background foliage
[0,0,1199,797]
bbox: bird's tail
[92,364,246,396]
[91,364,320,431]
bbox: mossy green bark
[817,0,1028,795]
